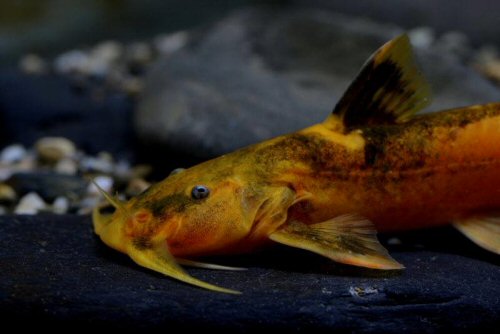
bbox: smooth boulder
[136,8,500,159]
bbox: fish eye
[191,185,210,200]
[170,168,185,176]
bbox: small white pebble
[35,137,76,163]
[53,50,89,74]
[80,156,114,174]
[113,160,132,178]
[55,158,78,175]
[85,41,123,77]
[14,192,47,215]
[97,151,114,163]
[84,57,110,77]
[0,168,12,182]
[52,196,69,214]
[0,144,27,164]
[19,54,48,74]
[408,27,435,49]
[91,41,123,63]
[87,175,114,196]
[154,31,188,55]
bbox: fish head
[93,162,263,257]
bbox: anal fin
[453,216,500,254]
[269,214,403,270]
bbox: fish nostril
[135,211,151,224]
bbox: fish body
[93,35,500,293]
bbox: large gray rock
[136,8,500,159]
[291,0,500,47]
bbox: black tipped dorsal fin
[328,34,431,130]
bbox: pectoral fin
[128,243,240,294]
[269,214,403,270]
[453,216,500,254]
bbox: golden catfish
[93,34,500,294]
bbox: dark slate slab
[6,172,88,202]
[1,215,499,332]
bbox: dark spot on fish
[133,236,152,250]
[459,118,470,128]
[147,193,197,218]
[364,143,381,167]
[334,59,407,128]
[361,126,401,168]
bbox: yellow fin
[177,258,247,271]
[128,242,241,294]
[453,216,500,254]
[269,214,404,270]
[328,34,431,130]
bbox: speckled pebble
[53,50,89,74]
[54,158,78,175]
[80,156,114,174]
[35,137,76,163]
[0,184,17,204]
[14,192,46,214]
[52,196,69,214]
[19,54,48,75]
[91,41,123,64]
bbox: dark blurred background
[1,2,500,331]
[1,0,500,175]
[2,0,500,65]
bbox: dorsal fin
[327,34,431,131]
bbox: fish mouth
[92,204,128,253]
[92,204,115,237]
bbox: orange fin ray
[269,214,404,270]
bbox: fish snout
[92,205,128,253]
